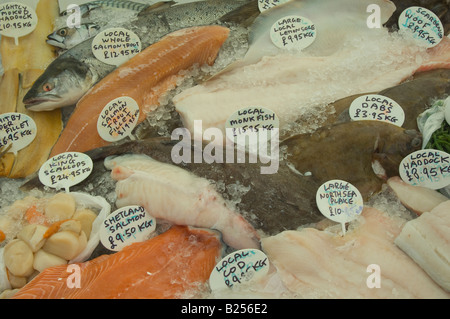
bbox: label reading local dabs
[38,152,93,192]
[0,112,37,155]
[399,149,450,189]
[209,249,269,291]
[270,15,316,50]
[258,0,290,12]
[97,96,139,142]
[398,6,444,48]
[0,2,38,45]
[316,180,363,235]
[100,205,156,251]
[92,27,141,66]
[349,94,405,127]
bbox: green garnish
[426,120,450,153]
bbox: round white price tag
[257,0,290,12]
[0,112,37,155]
[270,15,316,50]
[349,94,405,127]
[0,2,38,45]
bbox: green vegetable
[426,120,450,153]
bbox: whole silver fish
[60,0,151,17]
[47,23,101,50]
[24,0,258,111]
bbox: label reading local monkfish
[0,112,37,155]
[97,96,139,142]
[0,2,38,45]
[92,27,141,66]
[270,15,316,50]
[399,149,450,189]
[349,94,405,127]
[100,205,156,251]
[38,152,93,192]
[316,180,363,235]
[398,6,444,48]
[209,249,269,291]
[258,0,290,12]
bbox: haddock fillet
[12,226,223,299]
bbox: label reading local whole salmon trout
[349,95,405,127]
[0,2,38,45]
[91,27,141,66]
[209,249,269,291]
[97,96,140,142]
[399,149,450,189]
[398,7,444,48]
[270,15,316,50]
[258,0,290,12]
[316,180,363,235]
[38,152,93,192]
[0,112,37,155]
[100,205,156,252]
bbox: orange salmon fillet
[49,25,230,157]
[12,226,223,299]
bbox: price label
[270,15,316,50]
[97,96,139,142]
[100,205,156,251]
[316,180,363,235]
[398,6,444,48]
[38,152,93,192]
[0,2,38,45]
[0,112,37,155]
[257,0,290,12]
[349,94,405,127]
[209,249,269,291]
[92,27,141,66]
[399,149,450,189]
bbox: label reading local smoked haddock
[0,2,38,45]
[0,112,37,155]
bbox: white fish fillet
[104,154,260,250]
[395,201,450,292]
[261,207,450,298]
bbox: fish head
[47,24,101,50]
[23,57,96,111]
[46,27,74,49]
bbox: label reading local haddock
[257,0,290,12]
[349,94,405,127]
[270,15,316,50]
[0,2,38,45]
[0,112,37,155]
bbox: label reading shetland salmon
[209,249,269,291]
[38,152,93,192]
[399,149,450,189]
[270,15,316,50]
[0,2,38,45]
[258,0,290,12]
[398,7,444,48]
[0,112,37,155]
[100,205,156,252]
[316,180,363,235]
[97,96,139,142]
[349,95,405,127]
[91,27,141,66]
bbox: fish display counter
[0,0,449,300]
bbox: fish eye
[57,28,68,36]
[43,83,54,92]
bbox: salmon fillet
[12,226,223,299]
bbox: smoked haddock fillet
[12,226,223,299]
[49,25,230,157]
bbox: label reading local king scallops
[0,112,37,155]
[258,0,290,12]
[0,2,38,45]
[270,15,316,50]
[349,94,405,127]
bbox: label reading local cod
[209,249,269,291]
[38,152,93,192]
[92,27,141,66]
[0,2,38,45]
[258,0,290,12]
[0,112,36,155]
[398,6,444,48]
[97,96,139,142]
[349,94,405,127]
[100,205,156,251]
[316,180,363,235]
[270,15,316,50]
[399,149,450,189]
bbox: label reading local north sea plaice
[100,205,156,252]
[0,112,37,155]
[270,15,316,50]
[257,0,290,12]
[97,96,140,142]
[0,2,38,45]
[399,149,450,189]
[349,94,405,127]
[398,6,444,48]
[316,180,364,235]
[38,152,93,192]
[92,27,141,66]
[209,249,269,291]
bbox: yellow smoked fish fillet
[12,226,223,299]
[49,25,230,157]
